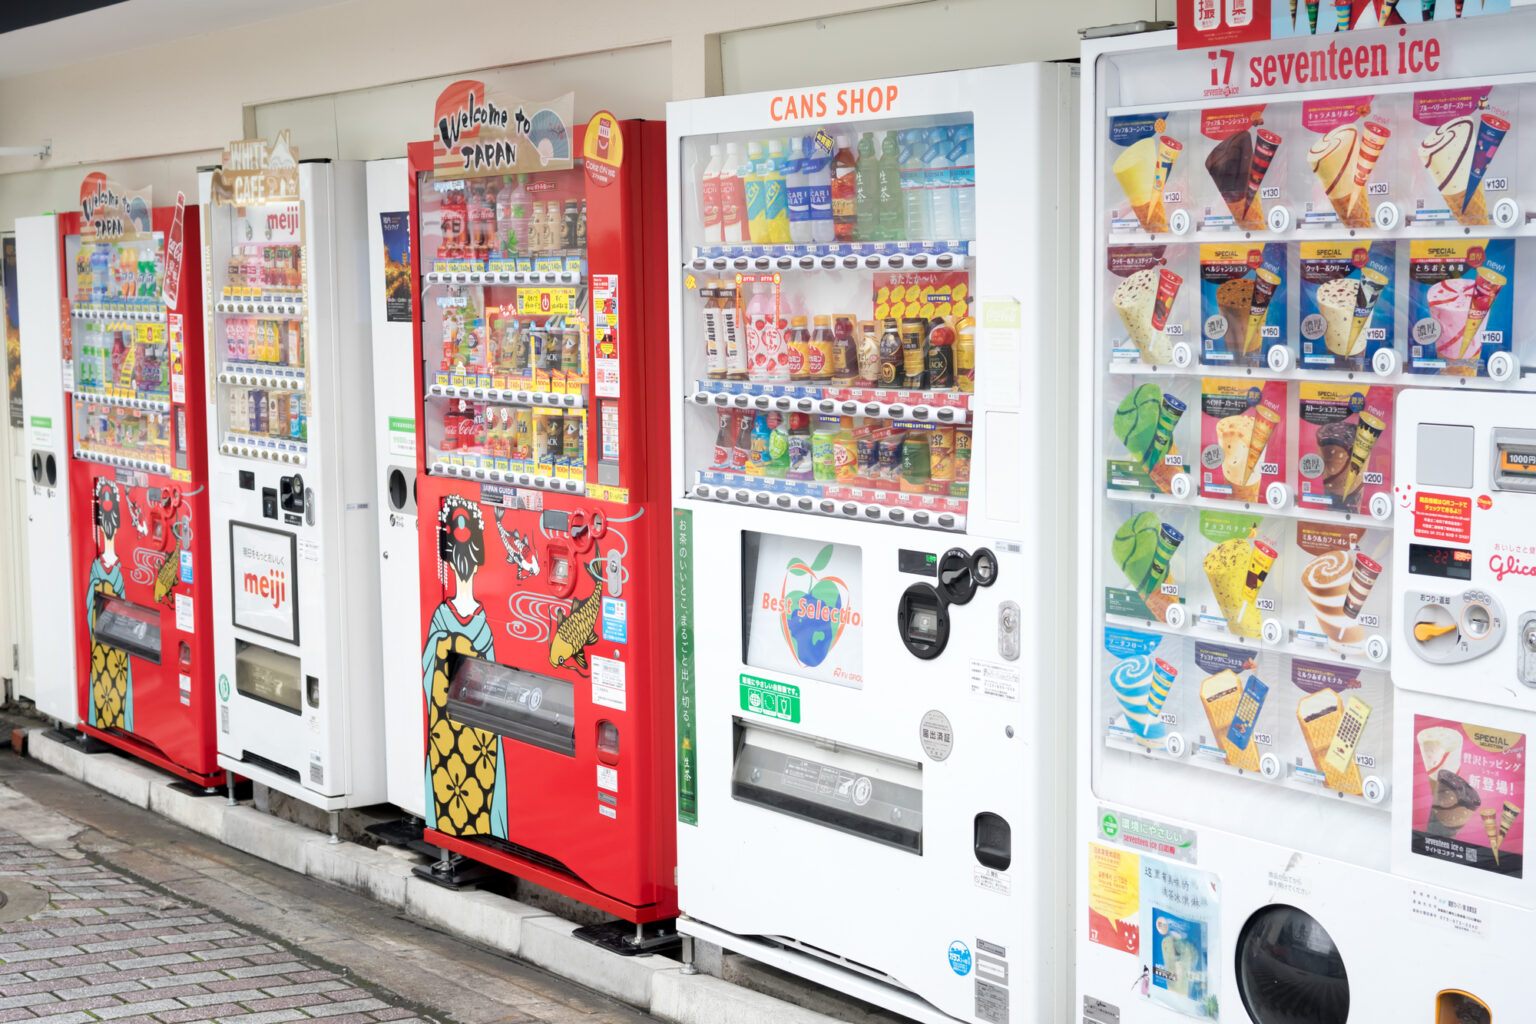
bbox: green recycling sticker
[217,674,230,701]
[740,674,800,723]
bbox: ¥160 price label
[517,287,577,315]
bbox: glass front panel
[209,202,311,464]
[677,118,975,531]
[92,593,163,664]
[445,655,577,757]
[417,169,589,493]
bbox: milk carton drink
[802,135,835,243]
[950,124,976,241]
[900,130,930,241]
[924,126,956,241]
[700,144,724,245]
[720,143,749,244]
[784,138,811,244]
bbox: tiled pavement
[0,829,434,1024]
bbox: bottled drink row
[433,176,586,264]
[227,387,308,442]
[73,240,163,307]
[700,279,974,391]
[711,409,971,498]
[223,317,306,370]
[224,243,303,298]
[74,322,169,400]
[435,300,586,395]
[697,122,976,246]
[437,400,585,479]
[75,404,172,465]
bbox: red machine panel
[60,202,218,785]
[407,121,677,921]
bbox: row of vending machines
[11,6,1536,1022]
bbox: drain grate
[0,880,48,923]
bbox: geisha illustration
[422,494,507,838]
[88,479,133,731]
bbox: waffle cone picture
[1443,188,1488,225]
[1295,689,1363,795]
[1201,669,1260,771]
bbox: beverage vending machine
[29,180,215,784]
[667,65,1077,1023]
[199,136,384,810]
[406,86,678,934]
[1078,10,1536,1023]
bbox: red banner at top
[1179,0,1273,49]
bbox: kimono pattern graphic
[87,556,133,731]
[422,601,508,838]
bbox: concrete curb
[23,729,845,1024]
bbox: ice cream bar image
[1322,694,1371,774]
[1138,523,1185,599]
[1334,0,1351,30]
[1240,130,1282,225]
[1346,255,1391,355]
[1377,0,1400,26]
[1146,393,1187,466]
[1239,538,1278,614]
[1149,136,1184,231]
[1458,265,1506,360]
[1244,262,1283,354]
[1352,122,1391,188]
[1342,392,1389,496]
[1225,673,1268,751]
[1149,268,1182,332]
[1463,114,1510,214]
[1341,553,1382,621]
[1142,658,1178,743]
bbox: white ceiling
[0,0,358,80]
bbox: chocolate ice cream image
[1316,421,1356,499]
[1427,769,1481,837]
[1206,132,1254,223]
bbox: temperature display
[1408,543,1472,581]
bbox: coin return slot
[730,719,922,854]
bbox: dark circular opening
[1236,904,1349,1024]
[44,454,57,487]
[388,469,408,511]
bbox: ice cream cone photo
[1419,116,1493,226]
[1113,269,1173,364]
[1308,124,1371,227]
[1417,724,1464,815]
[1480,808,1501,864]
[1114,137,1166,232]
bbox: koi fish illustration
[154,540,181,606]
[494,512,540,581]
[548,548,603,674]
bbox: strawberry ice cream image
[1427,278,1475,361]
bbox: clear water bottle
[899,130,929,241]
[923,127,956,242]
[950,124,976,241]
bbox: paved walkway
[0,750,653,1024]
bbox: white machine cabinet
[200,156,384,810]
[1079,12,1536,1024]
[668,64,1077,1024]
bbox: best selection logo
[759,544,859,669]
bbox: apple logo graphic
[779,544,854,668]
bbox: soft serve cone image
[1113,269,1173,364]
[1456,265,1506,362]
[1417,724,1464,811]
[1481,807,1502,863]
[1148,137,1184,233]
[1113,137,1161,231]
[1205,131,1254,225]
[1109,656,1157,741]
[1316,278,1361,358]
[1420,117,1489,225]
[1308,124,1368,226]
[1301,549,1363,647]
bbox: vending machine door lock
[1516,612,1536,688]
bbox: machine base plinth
[53,728,113,754]
[411,852,496,890]
[169,779,251,800]
[364,818,425,849]
[572,919,680,956]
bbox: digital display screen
[1409,543,1473,581]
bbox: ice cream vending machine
[667,65,1077,1023]
[199,136,385,809]
[1079,11,1536,1024]
[406,88,677,931]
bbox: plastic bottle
[784,139,811,244]
[855,132,879,242]
[745,282,788,382]
[924,127,956,241]
[786,315,811,380]
[899,130,930,241]
[812,417,838,481]
[527,204,545,255]
[744,142,768,244]
[700,144,724,245]
[833,416,858,483]
[763,140,793,244]
[950,124,976,241]
[786,413,813,481]
[877,131,905,241]
[720,143,749,244]
[878,318,903,387]
[802,136,835,243]
[808,315,834,381]
[830,135,858,242]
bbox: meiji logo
[266,206,300,234]
[243,567,288,610]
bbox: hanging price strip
[516,287,577,315]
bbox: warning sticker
[1414,492,1473,543]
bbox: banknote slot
[92,595,162,664]
[444,655,576,757]
[731,719,922,853]
[1491,428,1536,492]
[235,640,301,713]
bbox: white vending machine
[1078,11,1536,1024]
[364,157,425,820]
[199,138,385,809]
[15,214,76,725]
[668,65,1078,1024]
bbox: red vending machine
[406,88,676,942]
[61,177,215,786]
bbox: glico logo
[759,544,859,669]
[243,566,288,610]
